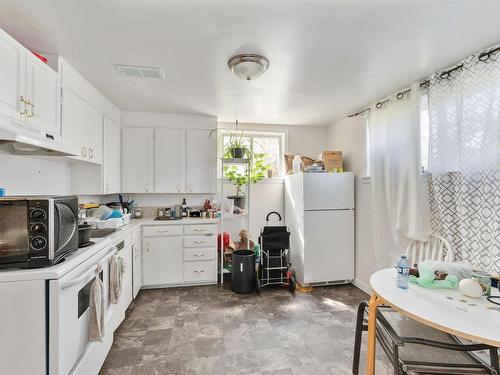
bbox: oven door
[49,245,115,375]
[0,200,30,266]
[52,196,78,262]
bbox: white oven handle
[61,248,117,290]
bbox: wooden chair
[352,234,500,375]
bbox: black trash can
[231,249,255,294]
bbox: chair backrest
[405,234,453,266]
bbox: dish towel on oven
[109,254,124,304]
[88,265,105,342]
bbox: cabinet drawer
[143,225,183,237]
[184,248,215,262]
[184,224,216,235]
[183,236,215,248]
[184,261,216,283]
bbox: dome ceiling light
[228,53,270,81]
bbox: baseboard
[352,278,371,295]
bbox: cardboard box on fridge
[322,151,343,172]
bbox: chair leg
[490,348,499,374]
[352,301,368,375]
[392,343,403,375]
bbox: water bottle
[396,254,409,289]
[292,155,302,173]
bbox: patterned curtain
[428,49,500,273]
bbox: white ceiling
[2,0,500,126]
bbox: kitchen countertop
[0,217,219,283]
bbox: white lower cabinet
[142,236,183,286]
[131,228,142,298]
[116,237,133,321]
[142,224,217,287]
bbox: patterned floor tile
[101,284,392,374]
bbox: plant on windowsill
[225,152,270,210]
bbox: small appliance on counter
[189,210,201,218]
[77,224,94,248]
[0,195,79,268]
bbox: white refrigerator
[285,172,354,285]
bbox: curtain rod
[347,44,500,118]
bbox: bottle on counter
[182,198,187,217]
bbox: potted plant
[209,120,250,159]
[223,130,249,159]
[225,153,270,210]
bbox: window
[219,130,286,178]
[364,93,430,176]
[420,94,430,173]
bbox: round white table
[366,268,500,375]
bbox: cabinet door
[142,237,183,286]
[0,29,26,121]
[118,245,133,311]
[103,117,121,194]
[61,88,86,158]
[25,52,60,135]
[85,103,103,165]
[132,238,142,298]
[122,128,154,193]
[154,128,185,193]
[186,129,216,193]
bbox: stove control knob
[31,236,47,250]
[31,209,46,220]
[31,223,46,233]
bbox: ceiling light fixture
[228,53,270,81]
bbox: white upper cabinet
[186,129,216,193]
[103,117,121,194]
[0,29,60,136]
[0,29,25,121]
[155,128,185,193]
[122,127,216,194]
[61,88,102,164]
[85,102,103,164]
[122,128,154,193]
[25,52,60,135]
[61,88,84,151]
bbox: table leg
[367,292,382,375]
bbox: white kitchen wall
[0,149,71,195]
[122,112,216,130]
[327,115,373,293]
[122,194,211,209]
[218,122,329,158]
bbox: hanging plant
[208,120,251,159]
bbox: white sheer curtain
[369,82,431,269]
[428,51,500,273]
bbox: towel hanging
[109,252,124,304]
[88,265,105,342]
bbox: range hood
[0,117,78,157]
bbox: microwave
[0,196,79,268]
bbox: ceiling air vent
[115,64,165,79]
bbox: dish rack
[87,213,132,229]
